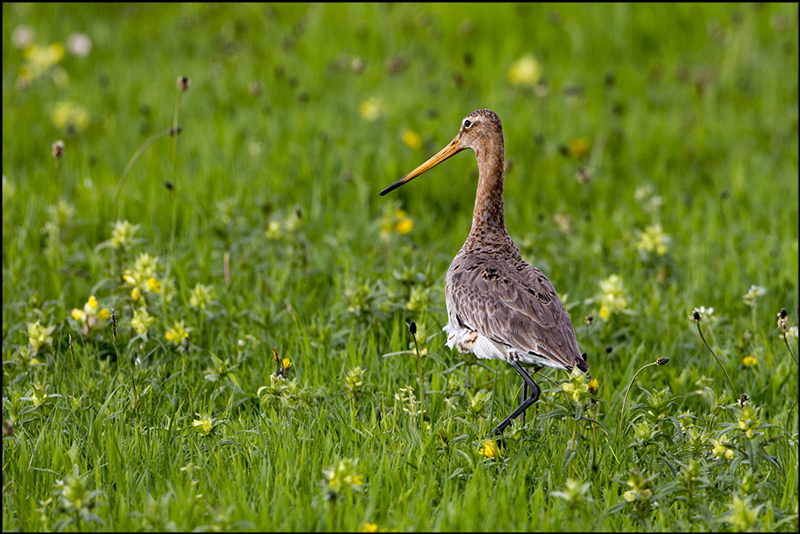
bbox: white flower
[692,306,716,322]
[12,25,35,49]
[66,33,92,57]
[785,326,798,340]
[743,285,766,306]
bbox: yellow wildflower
[131,307,155,336]
[588,378,599,395]
[561,367,592,402]
[27,321,56,351]
[597,275,629,320]
[192,415,215,436]
[70,295,110,334]
[285,208,303,233]
[323,458,364,494]
[109,220,139,251]
[52,101,90,133]
[359,97,383,121]
[712,438,735,460]
[265,220,282,240]
[381,205,414,238]
[133,253,158,278]
[395,211,413,234]
[282,357,292,370]
[401,129,423,150]
[478,439,501,459]
[636,224,670,258]
[553,213,573,234]
[21,42,64,82]
[737,405,760,438]
[123,254,162,300]
[146,277,161,294]
[622,473,653,503]
[165,321,190,346]
[508,54,541,87]
[561,381,588,402]
[189,283,215,311]
[344,366,366,394]
[567,138,590,159]
[742,356,757,367]
[725,495,763,532]
[26,42,64,67]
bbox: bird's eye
[464,119,472,129]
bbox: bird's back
[444,239,588,374]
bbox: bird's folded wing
[448,263,585,371]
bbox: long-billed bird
[380,109,590,436]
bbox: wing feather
[446,253,587,372]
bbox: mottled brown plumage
[381,109,589,435]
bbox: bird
[380,109,590,437]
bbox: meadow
[2,3,798,531]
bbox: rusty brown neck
[466,136,509,246]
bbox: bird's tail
[576,352,591,381]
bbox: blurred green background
[2,3,798,531]
[3,3,797,305]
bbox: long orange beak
[380,137,466,196]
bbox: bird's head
[380,109,504,196]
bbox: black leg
[518,365,541,424]
[492,361,541,437]
[510,361,540,391]
[521,382,528,424]
[492,386,540,436]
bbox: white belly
[442,321,567,370]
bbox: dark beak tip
[379,180,405,196]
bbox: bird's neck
[467,139,508,244]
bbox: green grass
[2,3,798,531]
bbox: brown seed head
[777,308,788,331]
[248,80,262,96]
[737,393,749,409]
[52,140,65,159]
[656,357,669,366]
[110,308,118,344]
[177,75,190,92]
